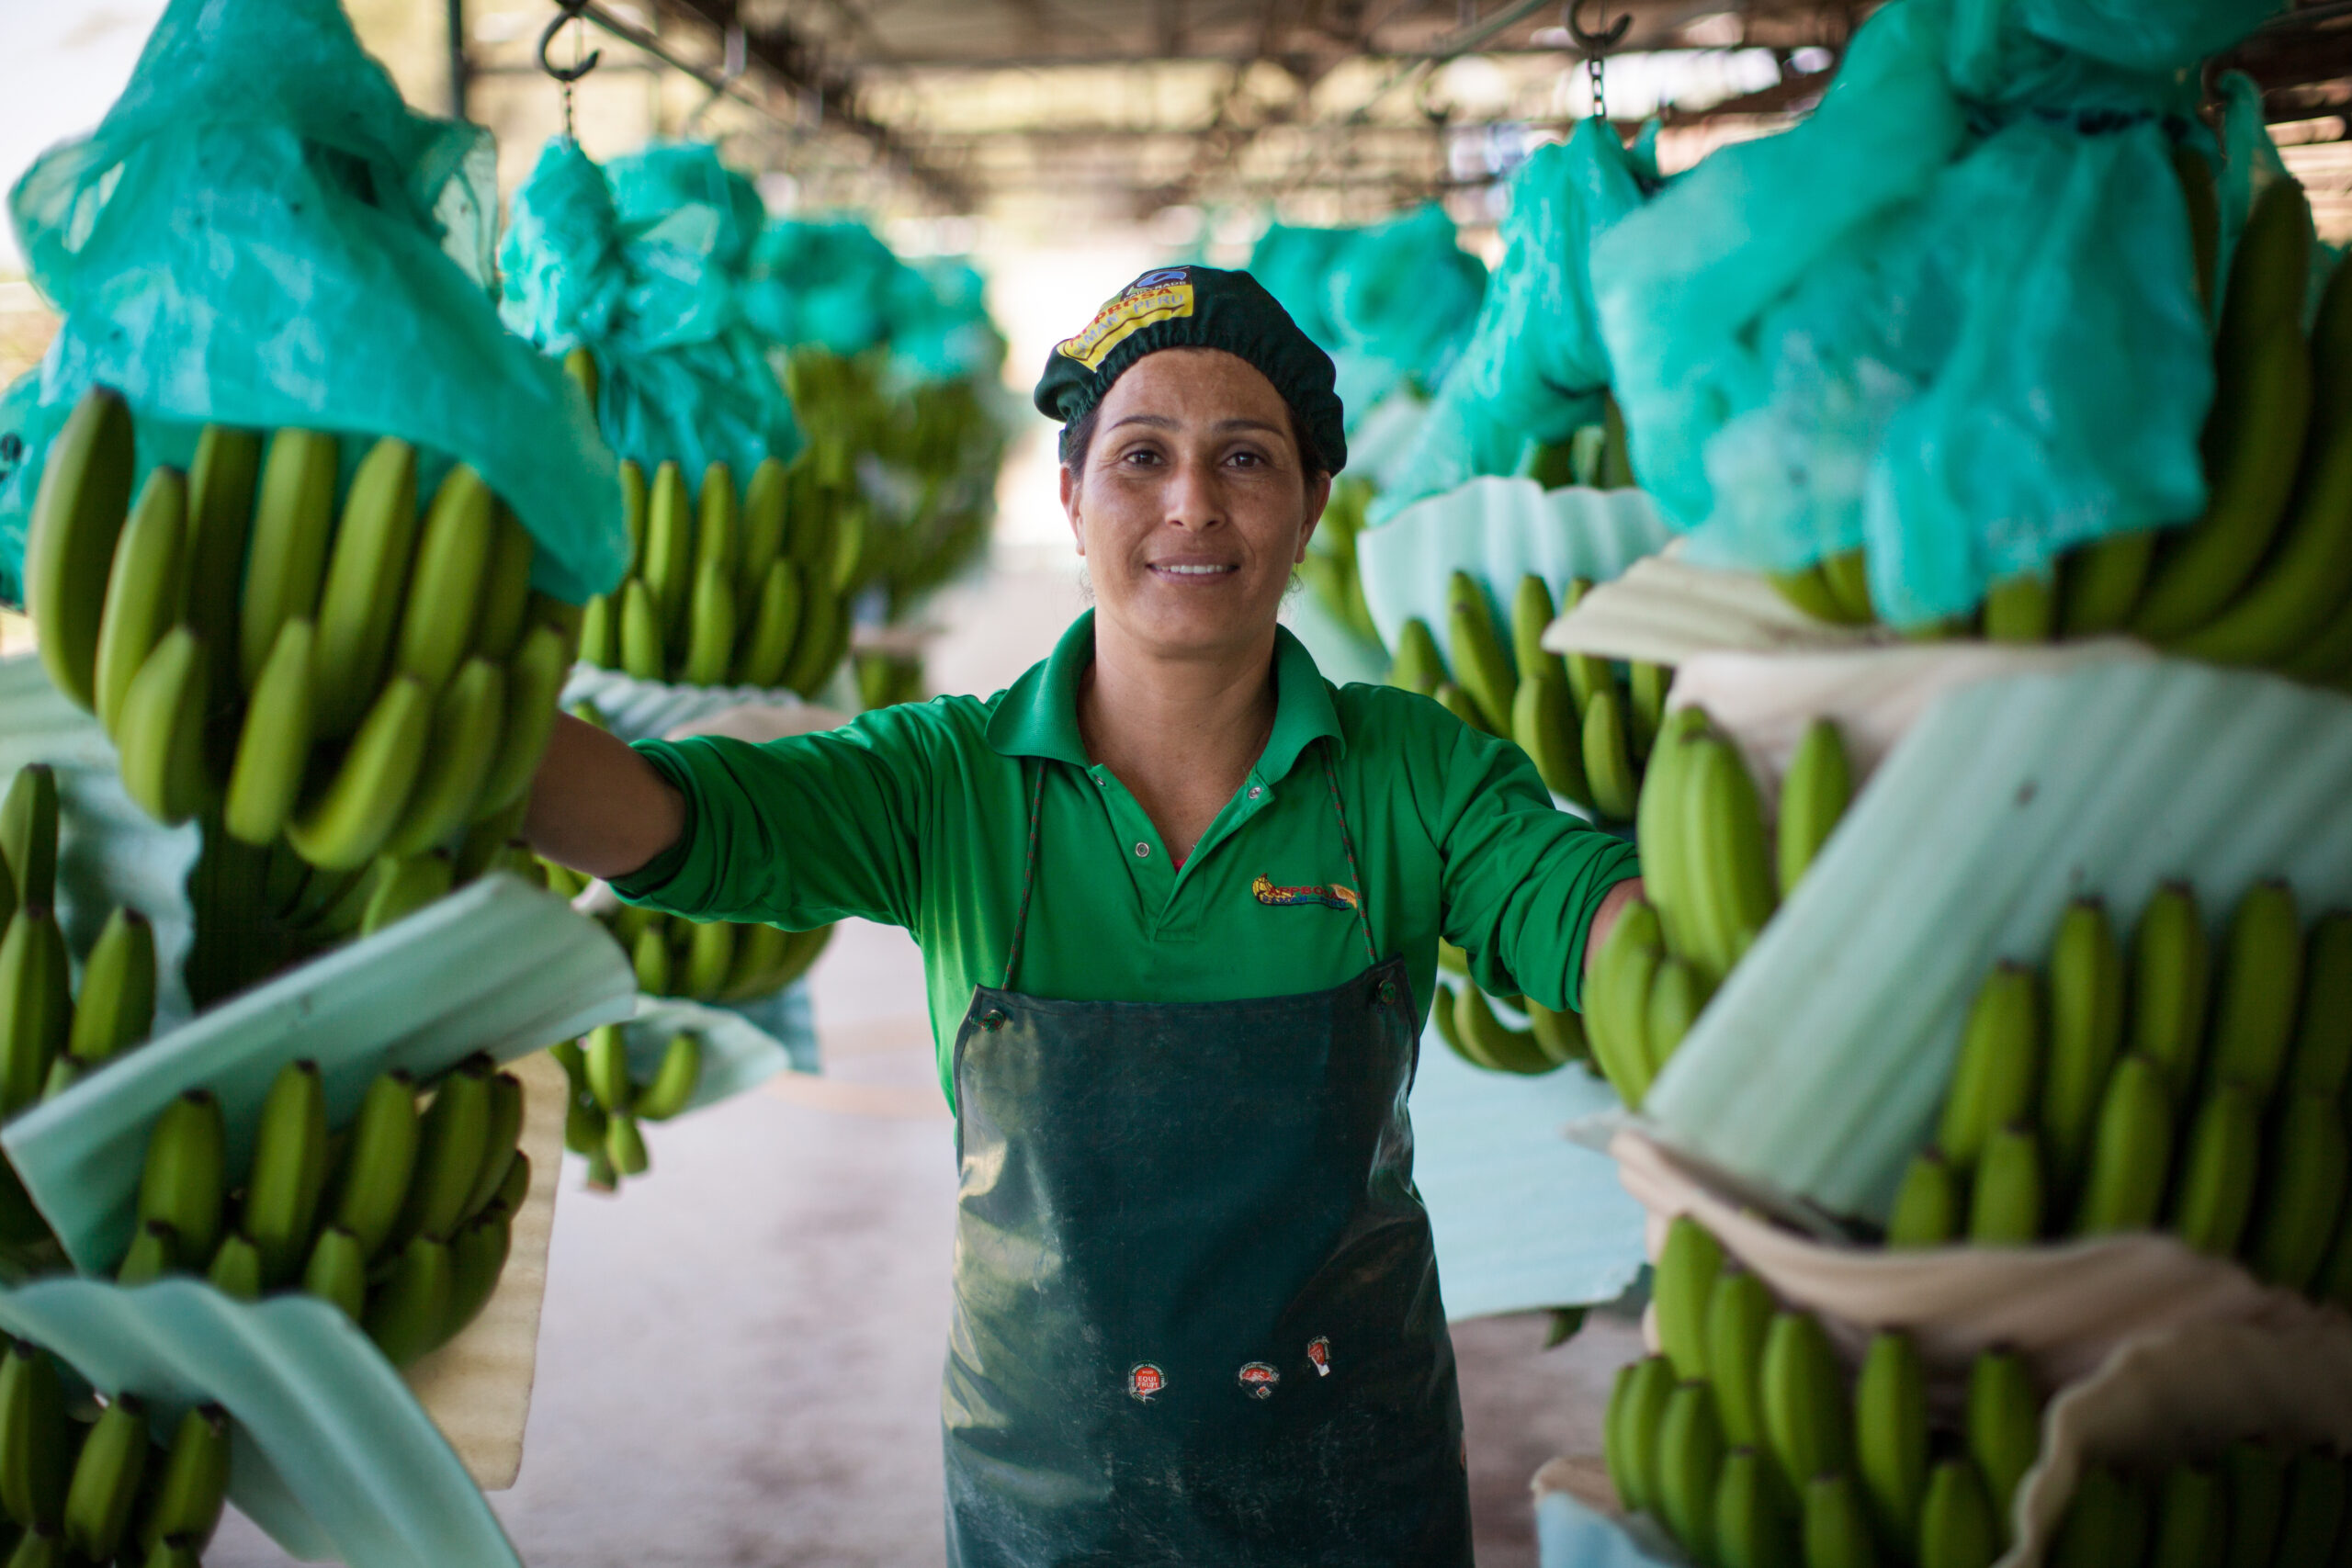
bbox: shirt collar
[985,609,1346,779]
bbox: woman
[527,265,1643,1566]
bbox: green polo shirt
[615,611,1640,1107]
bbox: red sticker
[1306,1337,1331,1376]
[1238,1361,1280,1399]
[1127,1363,1166,1403]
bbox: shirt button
[1134,841,1150,858]
[1248,786,1262,800]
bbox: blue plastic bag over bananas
[1372,122,1664,525]
[741,218,1008,384]
[1594,0,2289,630]
[499,138,801,482]
[0,0,626,612]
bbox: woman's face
[1062,347,1330,661]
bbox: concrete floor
[205,551,1641,1567]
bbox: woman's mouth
[1150,562,1240,580]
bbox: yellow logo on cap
[1055,278,1195,372]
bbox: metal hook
[538,0,602,85]
[1564,0,1632,53]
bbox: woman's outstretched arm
[524,712,687,881]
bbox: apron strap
[1001,759,1047,992]
[1318,743,1379,970]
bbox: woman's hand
[1582,877,1646,981]
[523,713,688,882]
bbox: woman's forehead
[1097,347,1290,424]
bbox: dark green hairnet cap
[1034,265,1348,473]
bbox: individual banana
[1885,1147,1960,1248]
[60,1390,146,1562]
[681,550,739,686]
[578,592,617,668]
[25,386,138,712]
[2057,530,2158,637]
[1706,1268,1775,1451]
[1524,998,1586,1068]
[115,627,212,826]
[2130,882,2211,1103]
[1581,682,1639,822]
[1612,1355,1674,1516]
[1800,1472,1873,1568]
[1714,1447,1798,1568]
[632,925,673,997]
[391,463,495,694]
[136,1089,225,1267]
[1775,718,1850,898]
[2285,911,2352,1100]
[1760,1311,1849,1499]
[1821,550,1874,624]
[1964,1349,2038,1539]
[2072,1054,2174,1235]
[2202,878,2301,1102]
[459,1070,525,1224]
[391,1054,492,1247]
[1510,575,1565,692]
[474,621,567,815]
[444,1201,514,1341]
[2134,179,2315,640]
[2172,235,2352,665]
[239,427,340,692]
[1967,1122,2043,1246]
[379,658,506,860]
[300,1224,369,1319]
[634,1032,705,1123]
[739,456,789,617]
[0,766,57,913]
[2041,898,2125,1199]
[1657,1380,1726,1561]
[1917,1457,1997,1568]
[2272,1448,2347,1566]
[1602,1361,1642,1512]
[1585,900,1661,1109]
[681,917,736,1001]
[182,423,262,690]
[311,435,421,735]
[1433,682,1491,737]
[1937,962,2042,1169]
[606,1111,650,1177]
[363,1234,455,1367]
[1386,617,1444,696]
[1559,581,1613,718]
[2151,1461,2225,1568]
[1980,572,2053,642]
[1653,1215,1723,1382]
[2169,1079,2261,1256]
[117,1219,177,1284]
[618,577,665,679]
[734,557,805,689]
[470,507,537,662]
[0,907,73,1116]
[140,1403,230,1556]
[2046,1461,2130,1568]
[1637,707,1711,956]
[243,1058,329,1285]
[1645,957,1709,1076]
[1679,732,1776,984]
[2222,1438,2287,1568]
[326,1069,419,1258]
[1513,671,1591,807]
[284,674,431,870]
[616,457,648,574]
[1453,986,1554,1074]
[1854,1331,1927,1554]
[206,1232,263,1300]
[721,922,794,1001]
[91,467,187,738]
[1627,662,1669,759]
[221,615,318,845]
[695,461,738,577]
[643,460,695,637]
[2248,1089,2350,1291]
[0,1339,70,1532]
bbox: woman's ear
[1059,464,1086,557]
[1295,472,1334,563]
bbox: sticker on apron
[1238,1362,1280,1399]
[1306,1337,1331,1377]
[1127,1363,1167,1403]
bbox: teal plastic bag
[1322,204,1488,391]
[1250,223,1357,350]
[1374,122,1659,522]
[500,139,799,481]
[0,0,623,608]
[1593,0,2278,626]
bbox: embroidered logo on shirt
[1252,874,1361,912]
[1238,1362,1280,1399]
[1055,276,1195,370]
[1128,1363,1167,1403]
[1306,1337,1331,1377]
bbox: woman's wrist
[1582,876,1647,980]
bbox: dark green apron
[942,750,1475,1567]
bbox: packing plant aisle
[187,548,1639,1568]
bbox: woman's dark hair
[1061,394,1330,481]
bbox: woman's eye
[1227,450,1265,468]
